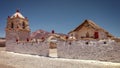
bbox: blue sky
[0,0,120,37]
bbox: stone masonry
[57,40,120,62]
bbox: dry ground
[0,64,15,68]
[0,47,120,68]
[0,47,15,68]
[0,47,5,51]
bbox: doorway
[49,42,57,58]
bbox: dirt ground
[0,47,5,51]
[0,47,58,68]
[0,47,120,68]
[0,64,15,68]
[0,47,15,68]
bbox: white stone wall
[57,40,120,62]
[6,39,120,62]
[6,41,49,56]
[6,40,16,52]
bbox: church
[68,20,114,40]
[5,10,120,62]
[6,10,114,41]
[5,10,115,42]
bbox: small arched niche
[11,22,14,28]
[22,22,26,29]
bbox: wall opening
[11,22,14,28]
[22,22,25,29]
[49,42,57,58]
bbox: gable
[68,20,100,33]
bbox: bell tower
[6,10,30,42]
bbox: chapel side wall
[98,30,107,39]
[77,27,95,39]
[57,40,120,62]
[69,28,110,40]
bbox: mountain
[30,29,68,39]
[30,29,50,39]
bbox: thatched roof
[68,19,114,38]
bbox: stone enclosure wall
[6,39,120,62]
[57,40,120,62]
[6,41,49,56]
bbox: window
[85,42,89,45]
[11,22,14,28]
[104,41,107,44]
[22,22,25,29]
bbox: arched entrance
[49,42,57,49]
[47,36,58,57]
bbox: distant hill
[30,29,67,39]
[30,29,50,39]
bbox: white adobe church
[5,10,116,43]
[5,10,120,62]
